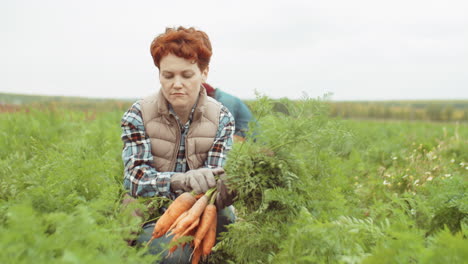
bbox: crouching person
[120,26,236,263]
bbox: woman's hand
[215,172,237,210]
[171,168,224,194]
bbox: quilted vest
[140,88,221,172]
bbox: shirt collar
[168,99,198,127]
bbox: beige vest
[140,88,221,172]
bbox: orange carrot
[201,211,217,256]
[166,193,206,236]
[181,227,197,250]
[168,218,199,254]
[193,204,217,250]
[167,211,189,234]
[148,192,196,244]
[170,195,209,236]
[194,193,204,199]
[168,233,181,254]
[191,245,202,264]
[180,217,200,237]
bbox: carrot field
[0,96,466,263]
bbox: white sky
[2,0,468,101]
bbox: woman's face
[159,53,208,112]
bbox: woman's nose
[173,76,183,88]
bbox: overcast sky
[2,0,468,101]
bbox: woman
[202,82,254,141]
[120,26,236,263]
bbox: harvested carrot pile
[147,188,218,264]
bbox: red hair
[150,26,212,71]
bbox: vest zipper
[170,116,180,172]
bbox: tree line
[327,101,468,122]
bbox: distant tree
[427,104,443,121]
[383,106,391,119]
[442,106,454,121]
[462,109,468,121]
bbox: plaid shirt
[121,100,235,198]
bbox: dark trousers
[136,206,235,264]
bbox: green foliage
[362,226,468,264]
[273,208,390,264]
[0,109,158,263]
[214,95,468,263]
[0,201,155,264]
[217,95,358,263]
[1,95,467,263]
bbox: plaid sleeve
[205,105,235,168]
[121,101,174,198]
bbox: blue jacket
[214,89,253,137]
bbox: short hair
[150,26,212,71]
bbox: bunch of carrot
[146,189,218,264]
